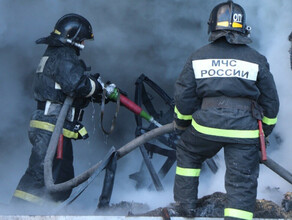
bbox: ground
[99,191,292,218]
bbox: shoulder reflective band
[30,120,81,139]
[176,166,201,177]
[36,56,49,73]
[13,190,43,204]
[174,106,192,121]
[224,208,253,220]
[192,119,259,138]
[262,116,277,125]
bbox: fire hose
[98,78,162,128]
[52,124,174,213]
[256,120,292,184]
[45,90,292,193]
[44,92,174,193]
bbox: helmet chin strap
[66,39,85,50]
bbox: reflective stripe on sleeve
[262,116,277,125]
[192,119,259,138]
[30,120,81,139]
[176,166,201,177]
[174,106,192,121]
[86,78,96,97]
[224,208,253,220]
[13,190,43,204]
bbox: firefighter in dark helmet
[173,1,279,219]
[11,14,115,209]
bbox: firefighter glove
[89,73,103,103]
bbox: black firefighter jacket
[174,38,279,144]
[31,45,99,140]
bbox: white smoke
[248,0,292,203]
[0,0,291,215]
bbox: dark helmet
[208,0,250,35]
[36,13,94,50]
[51,13,94,49]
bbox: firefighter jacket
[31,45,102,139]
[174,38,279,144]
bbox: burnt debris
[100,191,292,218]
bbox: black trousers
[11,126,74,206]
[174,127,259,215]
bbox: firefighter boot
[174,202,196,217]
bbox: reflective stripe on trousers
[13,190,44,204]
[176,166,201,177]
[224,208,253,220]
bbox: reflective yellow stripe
[54,29,61,35]
[13,190,43,204]
[30,120,79,139]
[262,116,277,125]
[217,21,242,28]
[176,166,201,177]
[174,106,192,121]
[62,129,79,139]
[224,208,253,220]
[217,21,229,27]
[232,22,243,28]
[79,127,87,137]
[192,119,259,138]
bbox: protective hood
[36,35,80,55]
[209,30,252,45]
[35,35,65,47]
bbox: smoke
[249,0,292,204]
[0,0,291,215]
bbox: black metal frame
[129,74,176,191]
[130,74,218,191]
